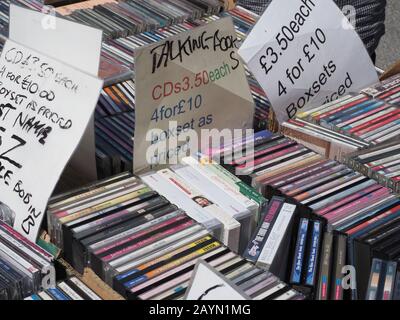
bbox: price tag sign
[134,17,254,173]
[239,0,379,123]
[0,40,103,240]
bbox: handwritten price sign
[134,17,254,173]
[0,40,102,241]
[239,0,378,123]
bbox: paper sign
[0,40,103,240]
[134,17,254,173]
[9,4,102,75]
[184,260,250,300]
[9,4,103,181]
[239,0,379,123]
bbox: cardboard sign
[239,0,379,123]
[184,260,250,300]
[134,17,254,173]
[9,4,103,181]
[0,40,103,240]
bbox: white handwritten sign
[185,260,249,300]
[9,4,103,182]
[134,17,254,173]
[239,0,378,123]
[0,40,103,240]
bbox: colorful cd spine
[290,218,309,285]
[305,221,321,286]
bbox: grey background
[376,0,400,70]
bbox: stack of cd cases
[346,202,400,300]
[292,73,400,148]
[55,0,229,39]
[365,258,399,300]
[46,172,303,300]
[0,0,231,39]
[95,79,135,177]
[217,131,399,233]
[344,139,400,193]
[140,164,267,254]
[0,220,55,300]
[208,130,400,299]
[26,276,103,300]
[281,118,369,162]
